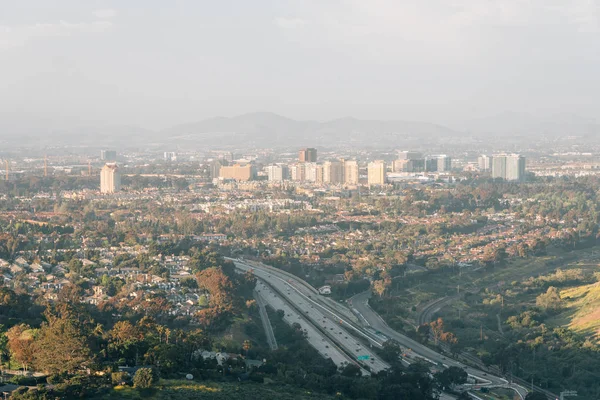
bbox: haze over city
[1,2,600,400]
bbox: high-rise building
[298,148,317,163]
[397,151,422,160]
[506,154,526,181]
[290,163,306,181]
[164,152,177,162]
[478,155,492,171]
[368,160,386,185]
[344,160,359,185]
[492,154,526,181]
[315,165,324,183]
[100,163,121,193]
[425,155,451,172]
[304,162,319,182]
[425,158,438,172]
[219,164,255,181]
[266,164,288,182]
[323,161,344,184]
[437,155,452,172]
[210,159,228,180]
[100,150,117,161]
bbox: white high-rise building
[478,155,492,171]
[344,160,359,185]
[492,154,526,181]
[304,162,319,182]
[436,155,452,172]
[266,164,288,182]
[367,160,386,186]
[164,152,177,162]
[100,163,121,193]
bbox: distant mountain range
[1,111,599,149]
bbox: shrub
[133,368,156,389]
[111,371,129,385]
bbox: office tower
[437,155,452,172]
[506,154,526,181]
[393,159,409,172]
[266,164,288,182]
[491,156,506,179]
[304,162,319,182]
[478,155,492,171]
[164,152,177,162]
[492,154,526,181]
[425,158,438,172]
[344,160,359,185]
[100,163,121,193]
[397,151,422,160]
[368,160,386,185]
[323,161,344,184]
[100,150,117,161]
[290,163,306,181]
[219,164,255,181]
[315,165,324,183]
[298,148,317,163]
[210,159,228,180]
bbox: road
[418,295,458,326]
[350,290,529,399]
[254,288,278,350]
[254,279,354,369]
[234,260,390,373]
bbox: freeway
[234,258,533,398]
[254,279,353,368]
[234,260,390,373]
[350,290,529,399]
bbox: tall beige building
[367,160,386,186]
[219,164,255,181]
[100,163,121,193]
[323,161,344,184]
[344,160,359,185]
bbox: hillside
[559,281,600,338]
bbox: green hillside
[559,281,600,339]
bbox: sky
[0,0,599,129]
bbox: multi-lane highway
[254,279,354,368]
[350,290,529,399]
[234,259,390,373]
[231,257,532,399]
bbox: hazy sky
[1,1,599,128]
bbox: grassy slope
[556,282,600,338]
[99,380,338,400]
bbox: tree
[133,367,157,389]
[536,286,562,311]
[6,324,35,371]
[380,340,402,363]
[33,311,92,375]
[430,318,445,345]
[435,366,467,390]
